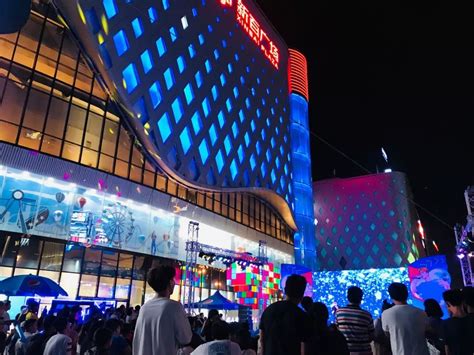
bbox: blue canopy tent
[188,290,240,310]
[0,274,68,297]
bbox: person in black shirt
[258,274,311,355]
[442,289,474,355]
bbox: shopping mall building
[0,0,315,311]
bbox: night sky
[256,0,473,274]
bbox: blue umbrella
[0,274,68,297]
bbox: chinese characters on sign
[219,0,279,69]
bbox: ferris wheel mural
[99,201,141,248]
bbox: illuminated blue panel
[148,7,158,23]
[177,56,186,73]
[194,71,203,88]
[140,49,153,73]
[103,0,117,19]
[266,149,271,162]
[230,159,238,180]
[244,133,250,147]
[215,150,224,173]
[223,135,231,156]
[228,63,233,73]
[220,73,226,86]
[238,110,245,123]
[250,120,256,132]
[231,122,238,138]
[157,112,172,142]
[179,126,192,154]
[271,169,276,184]
[191,111,202,134]
[162,0,169,10]
[205,60,212,73]
[211,85,218,101]
[250,154,256,170]
[156,37,166,57]
[163,68,174,90]
[237,145,244,163]
[171,97,183,122]
[198,139,209,164]
[188,44,196,58]
[169,26,178,42]
[261,129,266,141]
[148,82,162,108]
[131,18,143,38]
[122,63,139,93]
[261,162,266,177]
[113,30,129,56]
[201,97,210,117]
[233,86,239,98]
[209,124,217,146]
[214,49,220,60]
[217,111,225,128]
[255,141,261,155]
[225,98,232,112]
[198,33,204,45]
[184,83,194,104]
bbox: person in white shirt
[43,317,73,355]
[191,320,241,355]
[132,265,192,355]
[382,282,429,355]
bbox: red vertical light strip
[288,49,309,101]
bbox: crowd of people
[0,264,472,355]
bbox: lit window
[250,154,256,170]
[256,141,261,155]
[227,63,233,73]
[266,149,271,161]
[211,85,218,101]
[224,135,231,156]
[225,98,232,112]
[103,0,117,19]
[230,159,238,180]
[140,49,153,73]
[245,98,250,109]
[238,110,245,123]
[220,73,226,86]
[122,63,139,93]
[184,83,194,104]
[198,34,204,45]
[199,139,209,164]
[131,18,143,38]
[233,86,239,98]
[191,111,202,134]
[177,56,186,73]
[201,97,210,117]
[222,39,227,48]
[256,108,261,118]
[148,82,162,108]
[215,150,224,173]
[271,169,276,184]
[204,60,212,73]
[113,30,129,56]
[250,120,256,132]
[214,49,219,60]
[237,145,244,163]
[148,7,158,23]
[217,111,225,128]
[231,122,238,138]
[171,97,183,122]
[163,67,174,90]
[156,37,166,57]
[266,118,270,127]
[169,26,178,42]
[181,16,188,29]
[244,133,250,147]
[194,71,203,88]
[188,44,196,58]
[240,76,245,84]
[162,0,170,10]
[192,8,198,16]
[179,127,192,154]
[261,162,266,177]
[271,137,275,148]
[157,112,172,142]
[235,53,239,61]
[261,129,265,141]
[208,24,213,32]
[209,124,217,146]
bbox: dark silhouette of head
[312,302,329,327]
[212,320,230,340]
[284,274,307,302]
[388,283,408,303]
[147,265,176,296]
[424,299,443,318]
[301,296,314,313]
[94,327,113,350]
[347,286,363,305]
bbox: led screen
[281,263,313,297]
[313,267,411,321]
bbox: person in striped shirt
[336,286,375,355]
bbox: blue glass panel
[157,112,172,142]
[261,130,266,141]
[195,71,203,88]
[215,150,224,173]
[266,149,271,162]
[192,8,198,16]
[198,34,204,45]
[156,37,166,57]
[237,145,244,163]
[220,73,226,86]
[231,122,238,138]
[222,39,227,48]
[256,108,261,118]
[169,26,177,42]
[98,44,112,69]
[103,0,117,19]
[250,120,256,132]
[240,76,245,84]
[171,97,183,122]
[162,0,169,10]
[235,53,239,61]
[224,135,231,156]
[266,118,271,127]
[211,85,218,101]
[184,83,194,104]
[202,98,211,117]
[271,137,275,148]
[163,67,174,90]
[179,127,192,154]
[140,49,153,73]
[275,156,280,168]
[188,44,196,58]
[245,98,250,109]
[230,159,238,180]
[131,18,143,38]
[271,169,276,184]
[122,63,139,93]
[177,56,186,73]
[228,63,233,73]
[225,98,232,112]
[191,111,202,134]
[205,60,211,73]
[250,154,256,170]
[213,49,219,60]
[85,8,101,34]
[198,139,209,164]
[148,7,158,23]
[133,97,149,124]
[244,133,250,147]
[217,111,225,128]
[148,82,162,108]
[233,87,239,98]
[261,162,266,177]
[238,110,245,123]
[113,30,129,56]
[209,124,217,146]
[208,24,213,32]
